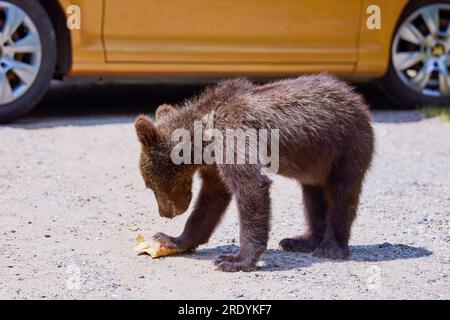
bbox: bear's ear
[156,104,175,120]
[134,115,159,147]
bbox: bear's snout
[157,202,182,219]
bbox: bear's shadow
[182,243,432,271]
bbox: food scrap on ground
[134,233,184,258]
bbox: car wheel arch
[38,0,72,79]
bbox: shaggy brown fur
[135,73,374,272]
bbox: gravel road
[0,84,449,299]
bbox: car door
[103,0,362,66]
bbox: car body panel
[58,0,104,64]
[355,0,408,79]
[58,0,409,79]
[103,0,361,64]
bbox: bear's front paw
[152,232,182,250]
[213,254,256,272]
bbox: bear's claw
[214,254,256,272]
[312,241,350,259]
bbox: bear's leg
[312,178,362,259]
[279,184,326,252]
[153,168,231,251]
[214,165,271,272]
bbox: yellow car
[0,0,449,122]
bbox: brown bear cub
[135,73,374,272]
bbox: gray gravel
[0,110,449,299]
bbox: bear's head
[134,105,193,218]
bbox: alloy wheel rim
[0,2,42,105]
[392,4,450,97]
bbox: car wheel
[380,1,450,108]
[0,0,56,123]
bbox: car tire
[0,0,56,123]
[380,0,450,109]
